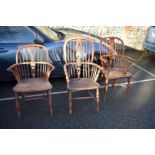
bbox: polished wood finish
[63,37,102,114]
[7,44,55,120]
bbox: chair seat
[67,78,100,91]
[105,68,132,80]
[13,78,52,93]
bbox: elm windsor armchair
[63,37,102,114]
[100,37,134,97]
[7,44,55,119]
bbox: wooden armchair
[100,37,134,97]
[63,37,102,114]
[7,44,55,120]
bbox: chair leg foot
[50,109,53,116]
[17,112,21,120]
[126,77,131,96]
[15,92,21,120]
[112,79,116,88]
[104,78,108,100]
[48,90,53,116]
[68,91,72,114]
[96,107,99,112]
[69,109,72,115]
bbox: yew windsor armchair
[63,37,102,114]
[7,44,55,120]
[100,37,134,97]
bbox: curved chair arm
[88,62,104,82]
[100,54,141,72]
[45,63,55,79]
[7,62,55,82]
[63,63,70,83]
[100,54,135,63]
[124,54,145,63]
[112,55,134,72]
[64,62,103,83]
[7,63,21,82]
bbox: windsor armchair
[63,37,102,114]
[100,37,134,97]
[7,44,55,119]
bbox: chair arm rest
[7,62,55,81]
[44,62,55,79]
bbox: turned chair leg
[104,78,109,97]
[48,90,53,116]
[15,92,21,120]
[112,79,116,88]
[68,91,72,114]
[96,88,100,112]
[126,77,131,96]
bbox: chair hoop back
[16,44,49,63]
[100,36,124,57]
[63,37,95,63]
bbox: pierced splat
[63,37,95,63]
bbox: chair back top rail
[63,37,95,63]
[16,44,49,63]
[100,36,125,57]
